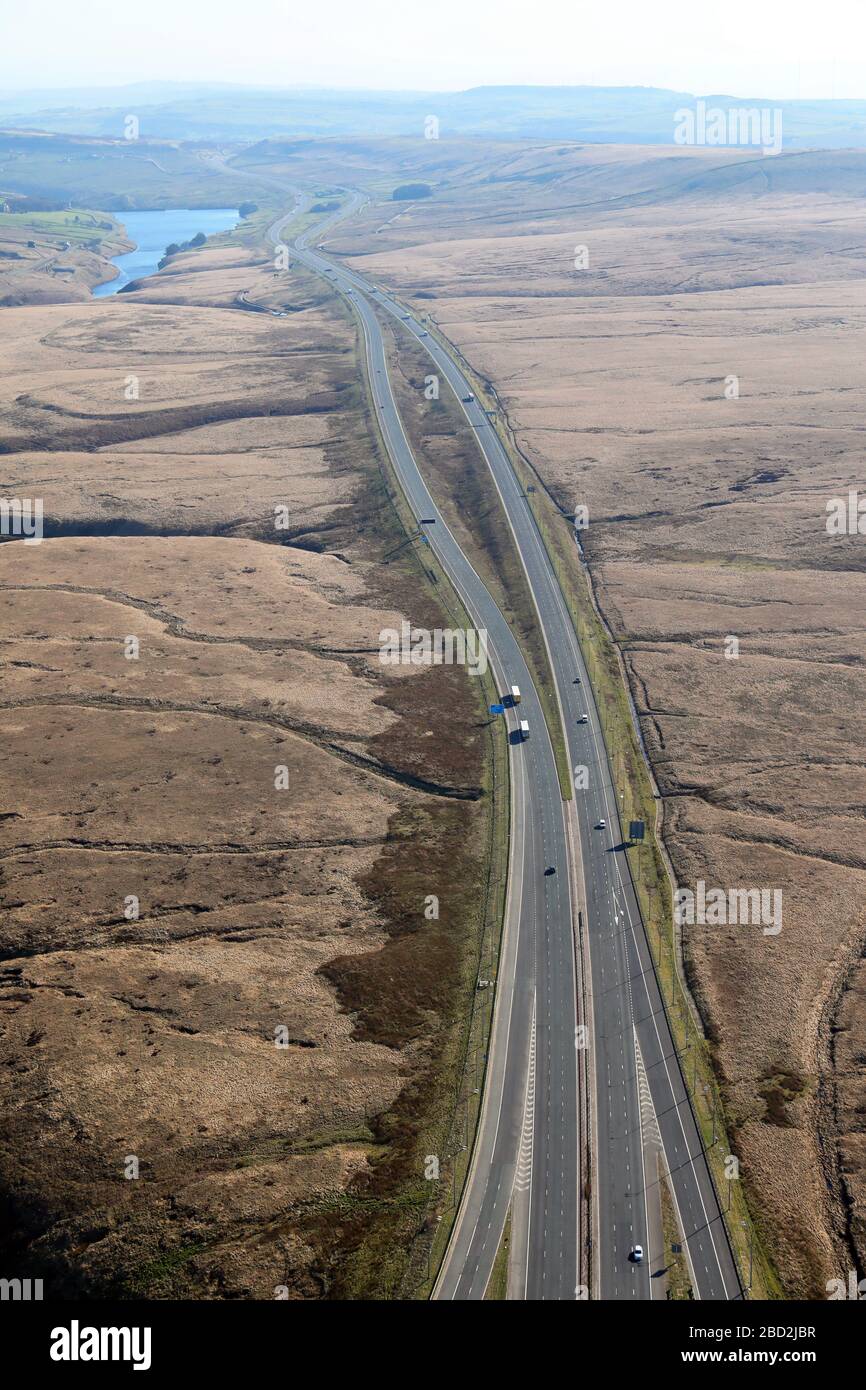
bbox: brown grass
[320,140,866,1296]
[0,232,496,1300]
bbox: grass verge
[423,322,782,1301]
[660,1158,693,1300]
[377,311,571,800]
[485,1211,512,1300]
[298,263,511,1299]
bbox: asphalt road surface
[259,189,741,1302]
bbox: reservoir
[93,208,239,297]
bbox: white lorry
[519,719,530,741]
[511,685,521,705]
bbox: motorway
[261,188,742,1301]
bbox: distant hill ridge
[1,83,865,147]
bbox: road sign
[629,820,646,842]
[489,704,505,714]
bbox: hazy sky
[3,0,866,98]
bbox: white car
[596,819,606,830]
[578,714,588,723]
[630,1245,643,1264]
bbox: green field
[0,207,124,245]
[0,133,271,211]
